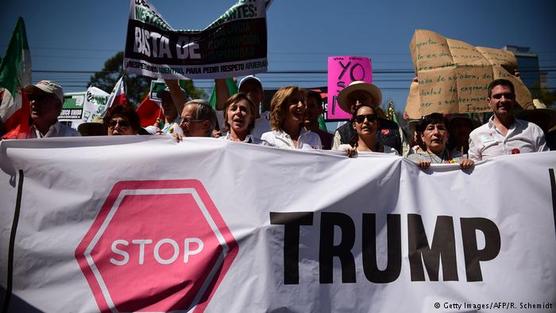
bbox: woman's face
[353,105,378,137]
[227,99,254,135]
[421,122,448,153]
[284,92,306,126]
[107,116,135,136]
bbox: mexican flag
[104,76,128,112]
[0,17,31,139]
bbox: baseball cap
[23,80,64,105]
[238,75,262,90]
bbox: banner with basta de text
[0,137,555,312]
[124,0,269,80]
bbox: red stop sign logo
[75,180,238,312]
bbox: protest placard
[82,86,110,123]
[327,56,373,120]
[124,0,269,80]
[59,92,86,128]
[405,29,533,118]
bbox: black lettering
[460,218,501,282]
[408,214,458,281]
[319,212,356,283]
[362,214,401,283]
[350,63,366,81]
[270,212,313,284]
[337,61,351,80]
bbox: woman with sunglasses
[335,103,398,155]
[261,86,321,149]
[103,105,142,136]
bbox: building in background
[504,45,541,94]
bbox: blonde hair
[269,86,304,130]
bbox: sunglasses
[355,114,377,123]
[108,119,131,129]
[28,93,57,103]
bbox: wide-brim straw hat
[338,81,382,114]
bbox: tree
[88,51,206,106]
[530,82,556,108]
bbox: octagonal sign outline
[75,179,238,313]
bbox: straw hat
[338,81,382,113]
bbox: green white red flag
[0,17,31,139]
[104,76,128,112]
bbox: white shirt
[251,111,271,140]
[30,121,79,138]
[261,129,322,150]
[220,132,260,144]
[468,117,548,161]
[334,144,399,155]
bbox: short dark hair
[103,105,141,133]
[306,90,322,107]
[487,79,515,98]
[416,113,446,133]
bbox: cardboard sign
[405,29,533,118]
[124,0,268,79]
[327,56,372,120]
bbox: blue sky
[1,0,555,113]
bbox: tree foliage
[88,51,206,106]
[530,82,556,107]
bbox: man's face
[29,92,61,125]
[304,96,322,125]
[488,85,515,120]
[239,80,263,106]
[180,104,208,137]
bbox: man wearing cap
[215,75,270,139]
[468,79,548,161]
[21,80,79,138]
[332,81,401,154]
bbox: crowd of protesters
[0,76,552,168]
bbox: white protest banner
[0,137,555,312]
[124,0,268,80]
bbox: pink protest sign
[327,56,373,120]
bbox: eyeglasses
[355,114,377,123]
[108,119,130,129]
[180,117,204,125]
